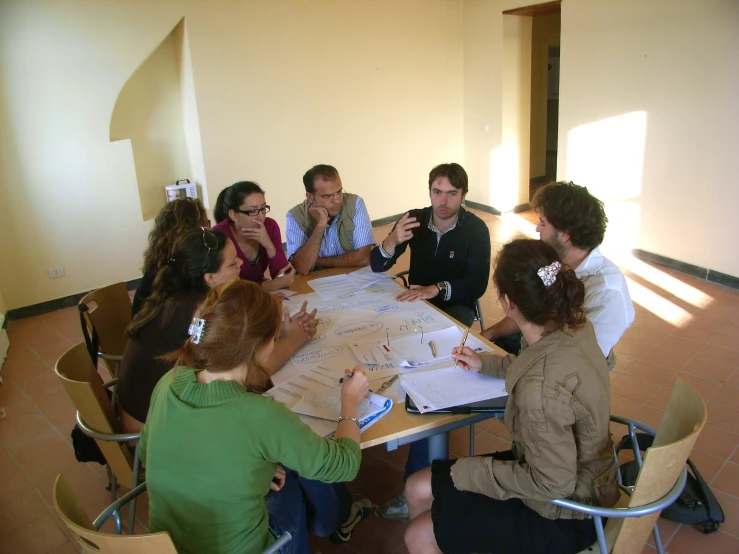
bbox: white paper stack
[400,366,507,413]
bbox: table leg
[427,432,449,464]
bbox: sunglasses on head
[201,227,219,273]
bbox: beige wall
[0,291,6,315]
[529,13,560,178]
[557,0,739,275]
[0,0,463,310]
[1,0,737,311]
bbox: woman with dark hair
[404,239,619,554]
[213,181,294,291]
[118,228,317,434]
[132,198,210,316]
[140,281,368,554]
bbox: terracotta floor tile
[613,337,653,359]
[364,443,410,473]
[337,511,408,554]
[611,352,637,372]
[720,320,739,337]
[643,346,692,370]
[0,410,53,449]
[9,321,74,368]
[468,430,511,457]
[688,450,727,484]
[680,356,735,383]
[307,534,355,554]
[475,417,511,440]
[701,344,739,367]
[610,394,665,430]
[670,324,717,343]
[0,344,52,387]
[711,460,739,496]
[705,401,739,435]
[657,335,706,356]
[347,451,405,507]
[645,385,672,410]
[622,325,669,346]
[646,517,681,548]
[0,514,69,554]
[8,429,79,488]
[619,359,675,386]
[709,332,739,352]
[732,447,739,464]
[448,426,481,457]
[670,371,722,401]
[610,372,661,404]
[710,383,739,409]
[18,372,74,414]
[0,487,50,536]
[667,526,739,554]
[0,448,34,500]
[712,490,739,538]
[690,314,732,334]
[694,425,739,459]
[40,307,84,344]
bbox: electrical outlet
[47,266,65,279]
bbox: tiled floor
[1,208,739,553]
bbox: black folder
[405,394,508,415]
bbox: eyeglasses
[316,189,343,201]
[201,227,219,273]
[236,205,270,217]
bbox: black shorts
[430,451,597,554]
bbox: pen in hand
[453,328,470,369]
[428,340,437,358]
[338,370,354,384]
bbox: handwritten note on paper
[390,326,463,366]
[400,366,507,413]
[347,267,391,289]
[307,274,359,299]
[348,339,395,365]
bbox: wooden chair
[54,474,177,553]
[56,342,142,534]
[78,282,132,380]
[55,474,294,554]
[551,378,707,554]
[392,270,485,331]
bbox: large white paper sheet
[390,326,462,366]
[401,366,507,413]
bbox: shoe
[378,491,408,520]
[329,498,373,543]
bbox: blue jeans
[265,469,353,553]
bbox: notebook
[405,394,508,415]
[291,391,393,433]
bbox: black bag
[617,433,724,533]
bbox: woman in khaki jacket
[404,239,619,554]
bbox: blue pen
[338,370,354,384]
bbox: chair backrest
[79,282,132,374]
[55,342,134,484]
[54,474,177,554]
[610,378,707,554]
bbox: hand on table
[396,284,439,303]
[270,263,295,289]
[452,346,482,372]
[285,300,318,340]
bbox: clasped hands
[282,300,319,341]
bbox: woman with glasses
[132,197,210,316]
[118,227,317,435]
[141,281,368,554]
[213,181,295,291]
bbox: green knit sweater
[139,367,362,554]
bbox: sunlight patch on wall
[499,212,538,238]
[566,111,647,202]
[625,277,693,327]
[489,143,520,211]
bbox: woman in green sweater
[140,280,368,554]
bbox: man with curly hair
[482,181,634,359]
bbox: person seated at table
[373,163,491,520]
[118,227,316,435]
[403,238,619,554]
[132,197,209,316]
[287,164,375,275]
[140,280,371,554]
[213,181,295,292]
[370,162,490,327]
[481,181,634,358]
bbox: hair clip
[537,261,562,287]
[167,257,176,266]
[188,317,206,344]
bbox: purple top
[212,218,289,284]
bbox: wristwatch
[435,282,448,298]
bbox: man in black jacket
[370,162,491,326]
[371,163,491,520]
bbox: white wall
[557,0,739,274]
[0,0,464,310]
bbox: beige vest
[288,193,358,253]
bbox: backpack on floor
[616,433,724,533]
